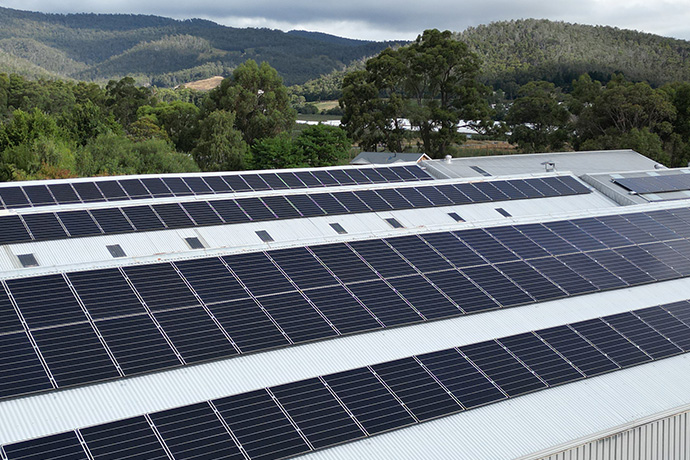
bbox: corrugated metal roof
[1,277,689,446]
[423,150,663,179]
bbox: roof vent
[542,161,556,172]
[256,230,274,243]
[444,155,452,164]
[17,253,39,268]
[184,237,205,250]
[329,223,348,235]
[385,218,404,229]
[106,244,126,258]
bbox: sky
[4,0,690,41]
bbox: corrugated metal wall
[541,411,690,460]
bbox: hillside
[0,7,400,86]
[291,19,690,101]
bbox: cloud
[6,0,690,41]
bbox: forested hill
[458,19,690,94]
[0,7,399,86]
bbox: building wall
[540,411,690,460]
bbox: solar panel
[528,178,559,197]
[387,275,460,319]
[0,187,29,209]
[323,367,416,434]
[0,215,31,244]
[359,168,388,183]
[635,306,690,351]
[223,252,294,297]
[202,175,232,193]
[492,180,527,199]
[535,325,619,377]
[569,318,651,367]
[603,312,681,359]
[182,176,213,194]
[329,169,357,185]
[121,206,165,231]
[372,357,462,421]
[527,257,598,295]
[7,275,86,328]
[242,174,271,191]
[614,246,679,281]
[236,197,275,221]
[31,322,120,386]
[277,172,306,188]
[161,177,193,196]
[286,194,326,217]
[457,229,518,263]
[312,170,339,186]
[304,285,381,334]
[543,221,607,252]
[570,217,631,248]
[96,181,129,201]
[256,291,337,343]
[56,210,102,237]
[181,201,224,225]
[124,264,199,311]
[485,226,551,260]
[622,213,677,241]
[416,348,506,408]
[585,250,655,286]
[510,179,545,198]
[518,224,578,256]
[309,193,348,214]
[419,232,486,268]
[3,432,88,460]
[271,378,366,449]
[385,236,453,273]
[401,165,434,180]
[22,185,56,207]
[140,177,173,197]
[597,215,655,245]
[473,182,509,201]
[81,416,170,460]
[213,390,311,459]
[557,253,627,290]
[89,208,134,233]
[293,171,323,187]
[0,290,22,334]
[47,184,80,204]
[613,173,690,194]
[498,332,583,386]
[375,188,413,209]
[149,403,245,460]
[0,332,53,398]
[22,213,67,240]
[343,168,373,184]
[152,203,195,228]
[174,258,248,305]
[222,175,252,192]
[496,260,567,302]
[261,195,301,219]
[415,186,453,206]
[310,244,378,284]
[542,176,577,195]
[396,187,435,207]
[68,268,147,319]
[72,182,105,203]
[330,191,370,213]
[268,247,338,290]
[118,179,151,199]
[347,280,422,326]
[435,184,472,204]
[348,239,417,278]
[425,270,499,313]
[461,265,534,307]
[208,200,251,224]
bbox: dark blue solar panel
[181,201,223,225]
[161,177,193,196]
[323,367,415,435]
[68,268,147,319]
[614,246,679,281]
[182,176,213,194]
[73,182,106,203]
[257,291,337,343]
[349,239,417,278]
[570,319,650,367]
[7,275,86,328]
[344,169,374,184]
[140,177,173,197]
[174,258,248,304]
[269,247,337,289]
[559,176,591,194]
[310,193,348,214]
[272,378,366,449]
[150,403,244,460]
[498,333,583,386]
[124,263,199,311]
[209,199,251,223]
[376,167,405,182]
[304,285,381,334]
[286,194,325,217]
[597,215,655,245]
[586,250,655,286]
[96,314,180,374]
[122,206,165,231]
[417,348,506,408]
[454,183,490,202]
[331,191,370,213]
[57,210,102,237]
[0,186,30,209]
[96,181,128,200]
[485,226,550,259]
[375,188,413,209]
[3,432,88,460]
[359,168,389,183]
[387,275,460,319]
[462,265,534,307]
[277,172,306,188]
[153,307,237,363]
[347,280,422,326]
[48,184,80,204]
[22,213,67,240]
[385,236,453,273]
[0,215,31,244]
[222,175,252,192]
[214,389,311,460]
[518,223,578,255]
[436,184,472,204]
[118,179,151,199]
[208,299,289,352]
[310,244,378,284]
[527,178,559,197]
[203,175,232,193]
[242,174,271,191]
[542,176,577,195]
[473,182,509,201]
[415,186,453,206]
[312,170,339,186]
[293,171,323,187]
[90,208,134,233]
[402,165,434,180]
[570,217,631,248]
[261,195,301,219]
[497,260,567,302]
[397,187,434,206]
[237,197,275,220]
[636,306,690,352]
[544,221,607,252]
[535,326,619,377]
[81,416,170,460]
[152,203,194,228]
[31,322,120,386]
[664,301,690,327]
[492,180,528,199]
[329,169,357,185]
[0,332,53,398]
[557,253,626,290]
[527,257,598,295]
[647,210,690,238]
[622,213,677,241]
[426,270,498,313]
[604,312,681,359]
[23,185,56,207]
[420,232,486,268]
[0,289,22,334]
[457,229,518,263]
[461,340,546,396]
[258,173,290,191]
[223,252,294,296]
[372,357,462,421]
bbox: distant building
[350,151,431,165]
[0,150,689,460]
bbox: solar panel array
[3,299,689,460]
[614,173,690,194]
[0,176,591,245]
[1,205,690,401]
[0,165,432,210]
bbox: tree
[105,77,153,127]
[294,125,351,167]
[340,29,489,158]
[506,81,571,153]
[205,60,295,145]
[192,110,250,171]
[252,133,299,170]
[137,101,200,152]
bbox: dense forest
[0,7,400,86]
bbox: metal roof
[423,150,663,179]
[350,152,431,165]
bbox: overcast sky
[5,0,690,41]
